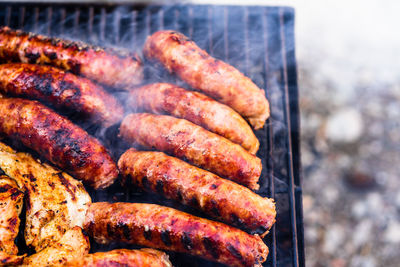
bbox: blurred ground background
[294,1,400,266]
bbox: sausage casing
[143,30,270,129]
[0,98,118,189]
[84,202,268,267]
[62,249,172,267]
[0,63,123,127]
[0,26,143,89]
[118,148,275,235]
[127,83,259,154]
[120,113,262,190]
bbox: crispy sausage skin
[118,149,276,235]
[0,26,143,89]
[120,113,262,190]
[0,98,118,189]
[127,83,259,154]
[143,30,270,129]
[63,249,172,267]
[84,202,269,267]
[0,63,123,127]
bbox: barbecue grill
[0,3,304,267]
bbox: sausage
[0,63,123,127]
[62,249,172,267]
[84,202,269,267]
[0,98,118,189]
[118,149,275,235]
[0,26,143,89]
[127,83,259,154]
[143,30,270,129]
[119,113,262,190]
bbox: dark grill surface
[0,3,304,267]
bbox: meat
[0,141,91,252]
[62,249,172,267]
[143,30,270,129]
[84,202,269,267]
[22,226,90,266]
[0,98,118,189]
[118,148,276,235]
[0,63,124,127]
[0,176,23,255]
[0,252,24,266]
[127,83,259,154]
[0,26,143,89]
[119,113,262,190]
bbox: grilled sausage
[0,63,123,127]
[0,98,118,189]
[63,249,172,267]
[119,113,262,190]
[84,202,269,267]
[0,176,23,255]
[0,26,143,89]
[143,30,270,129]
[127,83,259,154]
[118,149,276,235]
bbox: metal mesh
[0,3,304,267]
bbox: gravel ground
[295,1,400,266]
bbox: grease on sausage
[84,202,268,267]
[127,83,259,154]
[120,113,262,190]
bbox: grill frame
[0,3,304,267]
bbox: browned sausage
[118,148,275,236]
[119,113,262,190]
[84,202,269,267]
[0,98,118,189]
[143,30,270,129]
[127,83,259,154]
[63,249,172,267]
[0,63,123,127]
[0,26,143,89]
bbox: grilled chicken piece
[118,149,276,236]
[127,83,259,154]
[0,26,143,89]
[143,30,270,129]
[120,113,262,190]
[0,175,24,266]
[0,141,91,252]
[62,248,172,267]
[0,176,23,255]
[0,63,124,127]
[0,98,118,190]
[0,251,24,266]
[84,202,269,267]
[22,226,89,266]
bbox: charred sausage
[0,63,123,127]
[0,98,118,189]
[143,30,270,129]
[0,26,143,89]
[118,148,276,235]
[119,113,262,190]
[63,249,172,267]
[84,202,269,267]
[127,83,259,154]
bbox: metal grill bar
[0,4,303,267]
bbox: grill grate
[0,3,304,267]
